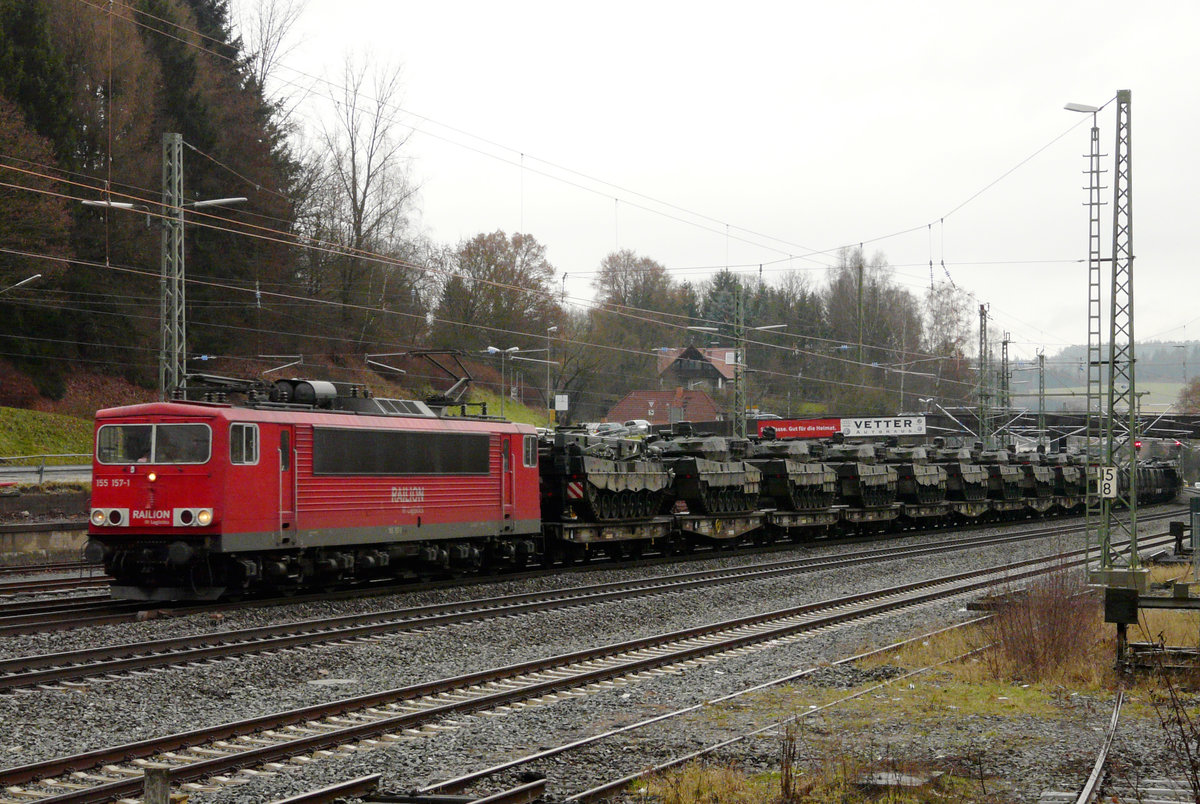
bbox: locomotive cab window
[230,423,259,465]
[523,434,537,467]
[97,423,211,465]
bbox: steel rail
[419,619,992,798]
[267,774,380,804]
[0,533,1169,804]
[0,576,109,596]
[418,563,1146,801]
[0,594,115,619]
[0,559,97,576]
[0,519,1153,692]
[1074,690,1125,804]
[0,507,1179,639]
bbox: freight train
[84,374,1181,601]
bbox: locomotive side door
[278,426,295,536]
[500,435,514,533]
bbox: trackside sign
[757,416,926,439]
[757,418,840,439]
[840,416,926,437]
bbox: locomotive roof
[94,400,537,434]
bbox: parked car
[623,419,652,435]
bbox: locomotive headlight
[196,508,213,526]
[90,509,107,526]
[147,472,157,483]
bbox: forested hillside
[0,0,981,421]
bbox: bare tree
[235,0,307,98]
[316,55,419,346]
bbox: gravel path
[0,516,1180,802]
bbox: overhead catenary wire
[13,2,1107,388]
[79,0,1106,294]
[0,239,978,401]
[0,160,991,383]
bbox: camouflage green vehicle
[878,445,947,505]
[745,439,837,511]
[821,442,898,509]
[653,435,762,515]
[540,430,671,522]
[929,445,989,502]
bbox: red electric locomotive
[85,377,541,600]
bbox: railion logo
[390,487,425,503]
[133,509,172,522]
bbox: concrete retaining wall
[0,491,90,561]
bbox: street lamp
[545,326,558,425]
[0,274,41,295]
[483,346,520,417]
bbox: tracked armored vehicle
[540,430,671,522]
[746,439,837,511]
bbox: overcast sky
[240,0,1200,364]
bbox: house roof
[606,388,722,425]
[655,346,739,380]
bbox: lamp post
[0,274,40,295]
[546,325,558,424]
[483,346,520,418]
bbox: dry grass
[638,763,781,803]
[1136,566,1200,650]
[859,567,1112,690]
[637,722,992,804]
[979,567,1109,686]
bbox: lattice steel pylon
[732,287,746,439]
[1081,103,1106,573]
[977,304,991,448]
[160,132,185,399]
[1037,351,1046,447]
[1093,90,1143,588]
[1000,331,1011,433]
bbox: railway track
[0,506,1181,636]
[428,621,992,803]
[0,595,130,631]
[0,518,1164,693]
[1037,692,1124,804]
[0,575,110,598]
[0,560,97,578]
[0,531,1172,804]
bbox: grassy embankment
[0,407,93,464]
[448,388,552,427]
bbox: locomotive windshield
[97,423,211,465]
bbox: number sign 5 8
[1099,467,1118,499]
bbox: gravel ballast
[0,516,1181,802]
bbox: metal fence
[0,454,91,485]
